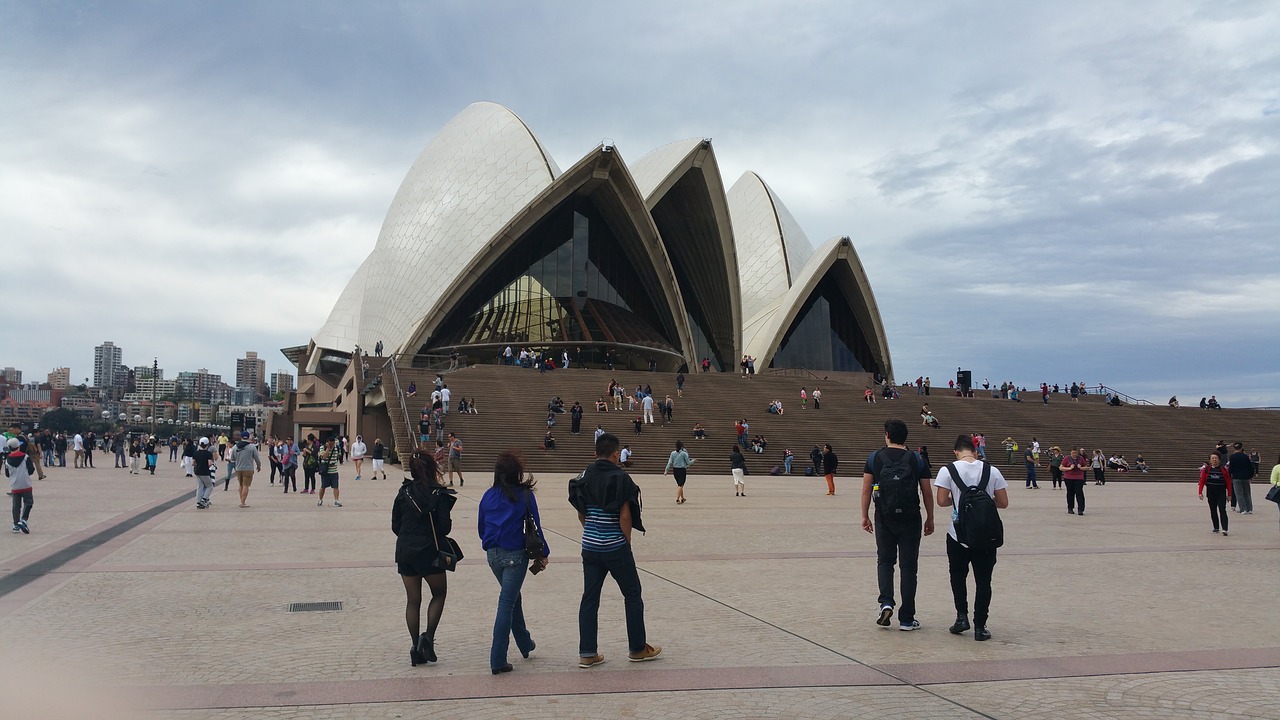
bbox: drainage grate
[288,601,343,613]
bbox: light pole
[150,357,158,438]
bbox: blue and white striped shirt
[581,507,626,552]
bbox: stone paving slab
[1,462,1277,718]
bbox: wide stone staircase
[376,363,1280,483]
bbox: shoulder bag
[411,488,462,571]
[523,491,545,557]
[1266,485,1280,504]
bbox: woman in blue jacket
[478,450,549,674]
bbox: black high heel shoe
[410,644,426,666]
[417,632,436,663]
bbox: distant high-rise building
[134,365,163,380]
[47,367,71,390]
[236,351,267,401]
[176,368,222,403]
[1,367,20,383]
[94,341,123,388]
[269,371,295,396]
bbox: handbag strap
[413,486,443,554]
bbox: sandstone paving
[1,463,1276,718]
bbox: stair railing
[383,354,414,452]
[1095,385,1155,406]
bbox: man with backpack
[934,434,1009,641]
[860,419,934,631]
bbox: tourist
[478,450,548,674]
[543,431,556,451]
[1227,443,1255,514]
[810,445,823,476]
[662,395,674,425]
[317,438,343,507]
[1198,454,1232,536]
[6,437,35,533]
[1003,437,1015,465]
[351,435,368,481]
[182,437,196,478]
[594,425,605,444]
[72,431,85,468]
[222,440,236,490]
[730,444,747,497]
[112,432,126,469]
[393,448,456,666]
[372,438,387,480]
[568,432,661,667]
[822,443,839,496]
[864,387,876,404]
[1168,396,1179,408]
[446,432,465,487]
[1024,446,1039,489]
[812,387,822,410]
[663,440,694,504]
[441,384,451,415]
[1135,454,1149,473]
[278,437,298,493]
[267,438,281,485]
[1091,449,1106,485]
[301,436,318,494]
[619,444,634,468]
[783,448,794,474]
[595,397,609,412]
[570,401,583,435]
[144,435,159,474]
[676,371,685,398]
[642,393,655,424]
[230,432,262,508]
[934,434,1009,641]
[1061,447,1087,515]
[193,437,216,509]
[1270,454,1280,532]
[692,422,705,440]
[800,386,808,409]
[861,419,934,631]
[406,381,417,398]
[129,437,142,474]
[1047,446,1064,488]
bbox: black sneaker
[876,605,893,626]
[949,616,971,634]
[974,626,991,641]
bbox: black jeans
[874,512,922,623]
[11,492,33,525]
[1093,467,1105,485]
[947,535,997,625]
[579,544,646,655]
[1065,479,1086,513]
[1206,485,1228,531]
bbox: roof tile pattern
[313,102,557,354]
[727,172,815,324]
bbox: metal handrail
[383,354,413,450]
[1096,385,1155,406]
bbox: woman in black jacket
[392,447,457,666]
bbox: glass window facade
[429,199,678,355]
[770,274,871,373]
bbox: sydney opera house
[287,102,892,384]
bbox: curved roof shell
[728,171,815,324]
[631,139,741,367]
[743,235,893,380]
[310,102,558,367]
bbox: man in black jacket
[1227,442,1255,513]
[568,432,660,668]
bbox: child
[5,437,35,533]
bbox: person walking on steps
[730,445,747,497]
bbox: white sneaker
[333,501,343,507]
[317,500,323,507]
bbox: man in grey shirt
[231,431,262,509]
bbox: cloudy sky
[3,1,1278,405]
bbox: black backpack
[873,449,921,518]
[945,461,1004,549]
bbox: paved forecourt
[1,456,1278,719]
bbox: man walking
[1023,446,1039,488]
[641,393,654,424]
[568,432,661,667]
[193,437,216,509]
[934,434,1009,640]
[230,431,261,509]
[861,419,934,631]
[446,432,465,487]
[6,437,35,533]
[1227,442,1255,513]
[72,432,85,468]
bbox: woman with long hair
[477,451,548,674]
[392,445,456,666]
[663,440,694,504]
[1091,449,1106,485]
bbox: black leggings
[303,467,316,493]
[281,466,297,492]
[1065,479,1086,513]
[1206,485,1228,531]
[1093,467,1105,484]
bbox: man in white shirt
[440,385,451,415]
[641,394,654,424]
[72,433,85,468]
[934,434,1009,641]
[619,445,633,467]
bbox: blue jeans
[579,544,645,656]
[784,456,793,473]
[487,547,534,669]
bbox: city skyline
[4,2,1279,405]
